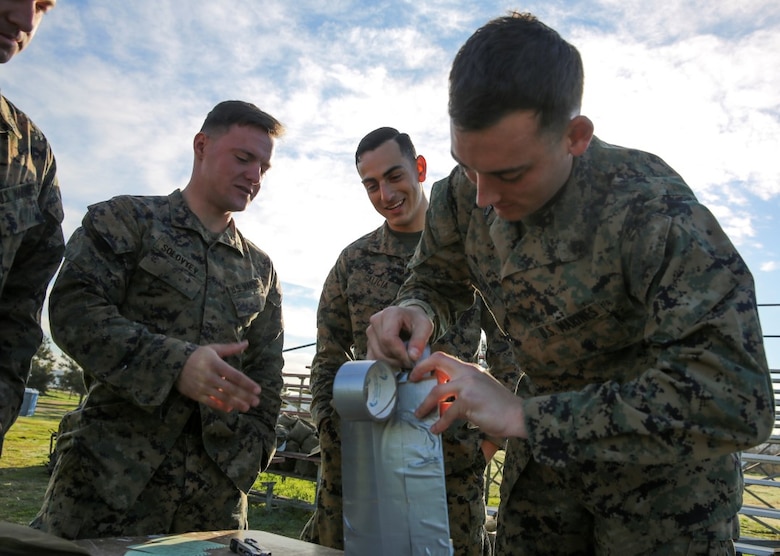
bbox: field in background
[0,390,312,537]
[1,390,776,541]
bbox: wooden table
[72,529,343,555]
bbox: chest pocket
[345,274,403,358]
[0,182,44,236]
[229,279,267,321]
[136,239,203,300]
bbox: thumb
[210,340,249,358]
[406,325,432,362]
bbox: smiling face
[0,0,55,64]
[451,110,592,222]
[193,123,274,218]
[357,138,428,233]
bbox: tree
[27,335,58,395]
[60,353,87,403]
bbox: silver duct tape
[333,360,398,421]
[337,358,452,556]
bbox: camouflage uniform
[397,138,774,555]
[0,94,64,457]
[302,222,517,555]
[31,190,284,539]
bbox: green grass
[0,391,71,524]
[0,390,314,537]
[2,390,778,542]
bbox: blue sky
[3,0,779,371]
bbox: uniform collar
[366,221,421,257]
[487,143,597,277]
[168,189,246,255]
[0,95,23,139]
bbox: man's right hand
[176,341,261,413]
[366,305,433,367]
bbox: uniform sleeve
[309,254,355,428]
[523,199,774,466]
[397,169,479,340]
[433,299,482,361]
[0,144,63,443]
[48,200,198,410]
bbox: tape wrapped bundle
[333,357,453,556]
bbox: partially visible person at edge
[31,100,286,539]
[366,13,773,556]
[0,0,61,458]
[301,127,521,555]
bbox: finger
[409,357,437,382]
[431,402,458,434]
[204,367,261,411]
[386,335,415,366]
[205,393,233,413]
[398,306,433,361]
[221,366,262,395]
[210,340,250,358]
[409,352,457,382]
[366,323,412,366]
[429,402,460,434]
[221,381,262,411]
[414,384,462,435]
[406,323,432,362]
[212,358,261,395]
[414,389,440,420]
[207,383,254,413]
[414,380,459,420]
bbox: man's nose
[8,1,37,34]
[473,173,500,208]
[379,181,393,201]
[246,164,263,185]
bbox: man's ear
[193,132,208,159]
[416,155,428,182]
[567,115,594,156]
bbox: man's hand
[366,305,434,367]
[409,351,527,439]
[176,341,261,413]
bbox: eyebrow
[361,164,404,186]
[451,151,529,180]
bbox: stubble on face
[186,125,274,232]
[357,140,427,233]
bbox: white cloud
[579,27,780,236]
[4,0,779,363]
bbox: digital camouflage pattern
[0,94,64,456]
[397,137,774,555]
[31,190,284,539]
[304,222,518,555]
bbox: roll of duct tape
[333,360,398,421]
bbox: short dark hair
[201,100,285,138]
[449,12,584,135]
[355,127,417,166]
